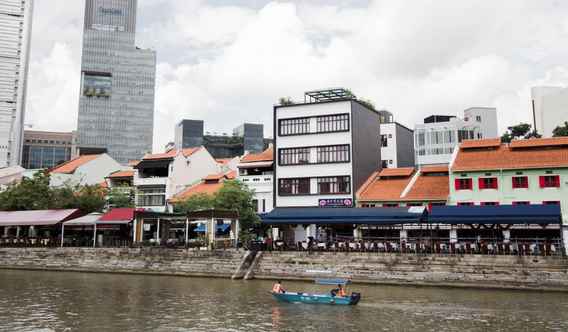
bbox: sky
[26,0,568,152]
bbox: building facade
[21,130,77,169]
[414,107,498,166]
[380,120,415,168]
[174,119,270,159]
[449,138,568,221]
[274,89,381,208]
[49,153,123,187]
[133,147,220,212]
[531,86,568,137]
[77,0,156,164]
[0,0,33,167]
[237,147,274,214]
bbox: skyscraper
[77,0,156,164]
[0,0,33,168]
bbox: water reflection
[0,270,567,331]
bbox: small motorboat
[271,278,361,305]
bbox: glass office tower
[77,0,156,164]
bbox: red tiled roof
[50,155,100,174]
[107,170,134,178]
[216,158,232,165]
[225,170,237,179]
[420,165,449,174]
[204,173,224,181]
[452,142,568,172]
[128,160,140,167]
[240,147,274,163]
[170,171,236,203]
[460,138,501,149]
[99,208,135,222]
[378,167,414,177]
[357,170,413,201]
[509,137,568,149]
[142,147,201,160]
[402,173,449,201]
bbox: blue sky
[26,0,568,152]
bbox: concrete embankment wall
[1,248,568,290]
[253,251,568,291]
[0,248,244,278]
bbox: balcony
[134,176,168,187]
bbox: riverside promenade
[1,247,567,291]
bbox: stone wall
[253,251,568,291]
[0,248,245,278]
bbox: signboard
[83,73,111,98]
[99,7,123,16]
[318,198,353,208]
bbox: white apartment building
[0,0,33,167]
[378,111,415,168]
[274,89,381,209]
[531,86,568,137]
[414,107,498,166]
[133,147,220,212]
[49,154,123,187]
[237,147,274,214]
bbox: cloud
[25,0,568,153]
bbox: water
[0,270,567,331]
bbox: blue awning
[194,223,231,233]
[429,205,562,225]
[262,207,427,225]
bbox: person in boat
[330,284,347,297]
[272,280,285,293]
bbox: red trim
[455,178,473,190]
[540,175,560,188]
[478,178,485,190]
[512,201,530,205]
[512,176,528,189]
[480,202,499,206]
[543,201,560,205]
[457,202,474,206]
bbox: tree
[278,97,294,105]
[500,123,540,143]
[174,193,216,214]
[215,180,260,242]
[74,185,106,213]
[107,188,134,208]
[553,121,568,137]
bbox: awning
[262,207,427,225]
[0,209,82,226]
[194,223,231,233]
[429,205,562,225]
[99,208,135,224]
[64,213,103,226]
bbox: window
[543,201,560,205]
[457,202,474,206]
[539,175,560,188]
[381,160,389,168]
[252,199,259,213]
[279,117,310,136]
[480,202,499,206]
[262,199,266,213]
[407,203,422,207]
[381,135,388,147]
[454,178,473,190]
[136,187,166,206]
[513,201,530,205]
[316,114,349,133]
[316,145,350,163]
[279,147,310,165]
[279,178,310,195]
[512,176,528,189]
[476,116,482,122]
[478,177,498,190]
[383,203,399,208]
[316,176,350,194]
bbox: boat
[271,278,361,305]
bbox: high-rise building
[531,86,568,137]
[174,119,271,159]
[21,130,77,169]
[0,0,33,168]
[414,107,498,166]
[77,0,156,164]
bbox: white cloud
[25,0,568,153]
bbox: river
[0,269,567,331]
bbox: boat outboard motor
[350,292,361,305]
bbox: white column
[60,224,65,247]
[272,227,279,241]
[156,219,160,245]
[132,219,137,243]
[93,223,97,248]
[16,226,20,238]
[563,227,568,256]
[503,229,510,244]
[185,218,189,247]
[450,229,458,244]
[354,226,362,240]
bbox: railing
[0,237,61,247]
[267,237,565,256]
[133,177,168,186]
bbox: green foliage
[553,121,568,137]
[0,171,106,213]
[500,123,540,143]
[108,188,134,208]
[278,97,294,105]
[173,180,260,239]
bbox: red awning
[0,209,82,226]
[99,208,135,224]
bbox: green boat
[271,278,361,305]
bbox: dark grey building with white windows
[77,0,156,164]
